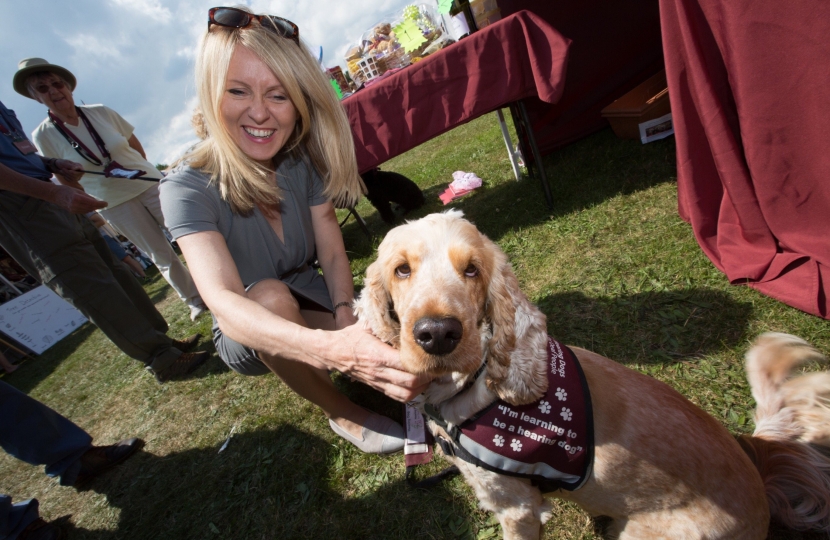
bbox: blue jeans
[0,382,92,539]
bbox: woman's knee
[247,279,300,315]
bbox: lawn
[2,112,828,540]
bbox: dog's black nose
[413,317,463,355]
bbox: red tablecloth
[494,0,664,154]
[343,11,570,173]
[661,0,830,318]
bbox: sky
[0,0,420,166]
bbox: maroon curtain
[497,0,665,153]
[661,0,830,318]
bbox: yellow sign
[394,19,427,53]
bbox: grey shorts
[212,280,332,377]
[212,322,271,376]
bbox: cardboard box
[601,70,671,140]
[470,0,499,17]
[474,8,502,29]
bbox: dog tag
[404,403,433,465]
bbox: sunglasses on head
[208,7,299,45]
[34,80,66,94]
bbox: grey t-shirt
[158,156,332,310]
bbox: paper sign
[451,13,470,38]
[437,0,454,15]
[0,285,87,354]
[639,113,674,144]
[394,19,427,53]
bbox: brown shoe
[73,438,145,487]
[171,333,201,353]
[19,518,65,540]
[151,351,209,383]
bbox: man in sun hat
[1,61,208,383]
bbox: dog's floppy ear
[483,243,519,394]
[354,259,400,347]
[483,238,548,405]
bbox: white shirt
[32,104,159,209]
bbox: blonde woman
[159,7,428,454]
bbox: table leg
[338,206,374,241]
[509,100,553,209]
[496,109,522,181]
[0,336,35,360]
[0,274,23,296]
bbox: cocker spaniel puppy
[355,210,830,540]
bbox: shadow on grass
[341,129,677,253]
[538,288,753,364]
[6,327,222,395]
[142,268,172,305]
[3,324,98,394]
[64,425,469,540]
[459,132,677,244]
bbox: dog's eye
[395,264,411,278]
[464,264,479,278]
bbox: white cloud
[146,96,200,165]
[109,0,173,23]
[1,0,419,166]
[64,33,125,61]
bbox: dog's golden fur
[354,210,830,540]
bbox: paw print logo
[493,435,505,447]
[560,407,573,421]
[555,387,568,401]
[538,400,551,414]
[510,439,523,452]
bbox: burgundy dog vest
[428,338,594,492]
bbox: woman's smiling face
[220,44,298,168]
[31,72,76,117]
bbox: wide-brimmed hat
[13,57,77,99]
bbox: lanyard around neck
[49,107,111,166]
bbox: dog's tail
[739,332,830,532]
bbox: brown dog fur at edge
[354,210,830,540]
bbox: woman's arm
[310,201,357,329]
[177,230,428,401]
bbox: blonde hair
[182,11,364,215]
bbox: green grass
[2,112,828,539]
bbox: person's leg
[246,280,371,439]
[0,496,40,540]
[77,217,168,334]
[0,381,145,490]
[121,255,146,278]
[0,352,18,374]
[0,382,91,485]
[99,186,203,309]
[101,232,127,261]
[0,194,175,367]
[101,234,145,278]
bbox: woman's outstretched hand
[326,324,430,402]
